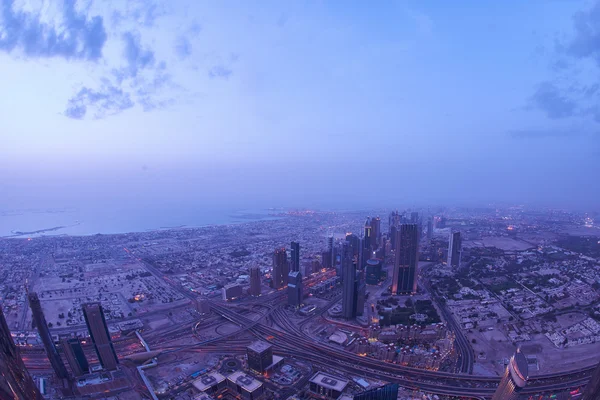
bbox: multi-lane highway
[208,301,596,399]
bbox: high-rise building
[0,305,44,400]
[354,383,399,400]
[290,241,300,272]
[249,266,261,296]
[389,225,397,250]
[366,259,382,285]
[427,217,433,239]
[410,211,419,223]
[583,359,600,400]
[341,242,358,320]
[246,341,273,373]
[391,224,419,295]
[363,218,372,251]
[371,217,381,248]
[62,338,89,377]
[82,302,119,371]
[28,292,70,381]
[491,349,528,400]
[287,271,303,307]
[327,236,335,269]
[447,231,462,269]
[388,211,400,235]
[272,248,288,289]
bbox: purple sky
[1,0,599,211]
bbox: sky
[1,0,600,212]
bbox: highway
[208,301,596,399]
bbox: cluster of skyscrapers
[271,241,304,307]
[0,293,120,399]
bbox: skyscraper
[246,341,273,374]
[447,231,462,269]
[62,338,89,377]
[327,236,335,269]
[410,211,419,223]
[82,303,119,371]
[287,271,303,307]
[371,217,381,248]
[0,305,44,400]
[583,359,600,400]
[341,242,358,320]
[290,241,300,272]
[363,218,372,251]
[272,248,288,289]
[28,292,70,381]
[491,349,528,400]
[249,266,261,296]
[391,224,419,295]
[427,217,433,240]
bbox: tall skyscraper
[390,225,397,250]
[410,211,419,223]
[290,241,300,272]
[272,248,288,289]
[371,217,381,248]
[363,218,372,251]
[82,303,119,371]
[327,236,335,269]
[388,211,400,235]
[391,224,419,295]
[447,231,462,269]
[249,266,261,296]
[341,241,358,320]
[62,338,89,377]
[287,271,303,307]
[427,217,433,239]
[583,359,600,400]
[0,305,44,400]
[491,349,528,400]
[28,292,70,381]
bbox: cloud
[111,0,169,28]
[120,31,155,78]
[530,82,577,119]
[0,0,107,61]
[508,128,580,139]
[209,65,233,79]
[64,83,134,119]
[175,37,192,59]
[567,1,600,65]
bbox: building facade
[246,341,273,373]
[287,271,303,307]
[290,241,300,272]
[447,231,462,269]
[391,224,419,295]
[28,292,70,381]
[491,349,528,400]
[82,302,119,371]
[62,338,89,377]
[249,266,261,296]
[0,305,44,400]
[272,247,288,289]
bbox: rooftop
[227,371,262,393]
[247,340,272,353]
[192,372,226,392]
[309,372,349,392]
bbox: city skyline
[1,1,600,399]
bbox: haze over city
[1,1,600,400]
